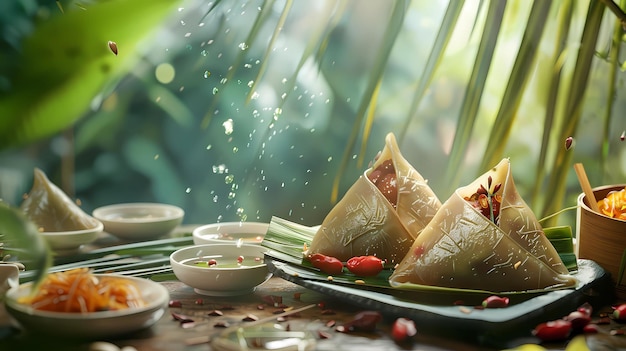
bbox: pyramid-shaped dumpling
[308,133,441,264]
[20,168,99,232]
[389,158,576,292]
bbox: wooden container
[576,184,626,299]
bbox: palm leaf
[0,0,178,150]
[600,1,625,183]
[479,0,552,172]
[444,0,507,188]
[245,0,294,104]
[398,0,465,142]
[541,0,605,223]
[531,2,574,210]
[330,0,409,203]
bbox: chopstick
[573,163,601,213]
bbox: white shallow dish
[93,203,184,241]
[41,219,103,253]
[4,274,169,339]
[170,243,272,296]
[192,222,268,245]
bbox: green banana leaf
[262,216,579,299]
[0,0,179,150]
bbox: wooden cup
[576,184,626,299]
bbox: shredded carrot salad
[597,187,626,220]
[19,268,146,313]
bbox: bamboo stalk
[574,163,600,212]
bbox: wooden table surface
[2,275,626,351]
[1,229,626,351]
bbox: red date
[391,317,417,343]
[481,295,509,308]
[613,303,626,321]
[346,256,384,277]
[532,319,572,342]
[309,253,343,275]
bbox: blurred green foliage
[0,0,625,231]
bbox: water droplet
[184,32,191,38]
[154,154,159,160]
[327,156,333,162]
[220,78,228,84]
[250,92,259,100]
[223,119,234,135]
[247,81,254,87]
[238,42,248,50]
[213,195,219,203]
[228,192,236,199]
[225,174,234,184]
[185,187,192,193]
[206,144,212,150]
[201,50,208,57]
[232,146,239,153]
[212,164,228,174]
[213,87,219,95]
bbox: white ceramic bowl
[170,243,271,296]
[93,203,184,241]
[192,222,268,245]
[4,274,169,339]
[41,219,103,252]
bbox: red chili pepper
[481,295,509,308]
[309,253,343,275]
[532,319,572,342]
[391,317,417,343]
[613,303,626,321]
[346,256,384,277]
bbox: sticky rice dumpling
[308,133,441,264]
[389,158,576,292]
[20,168,99,232]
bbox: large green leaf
[0,203,50,289]
[0,0,178,150]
